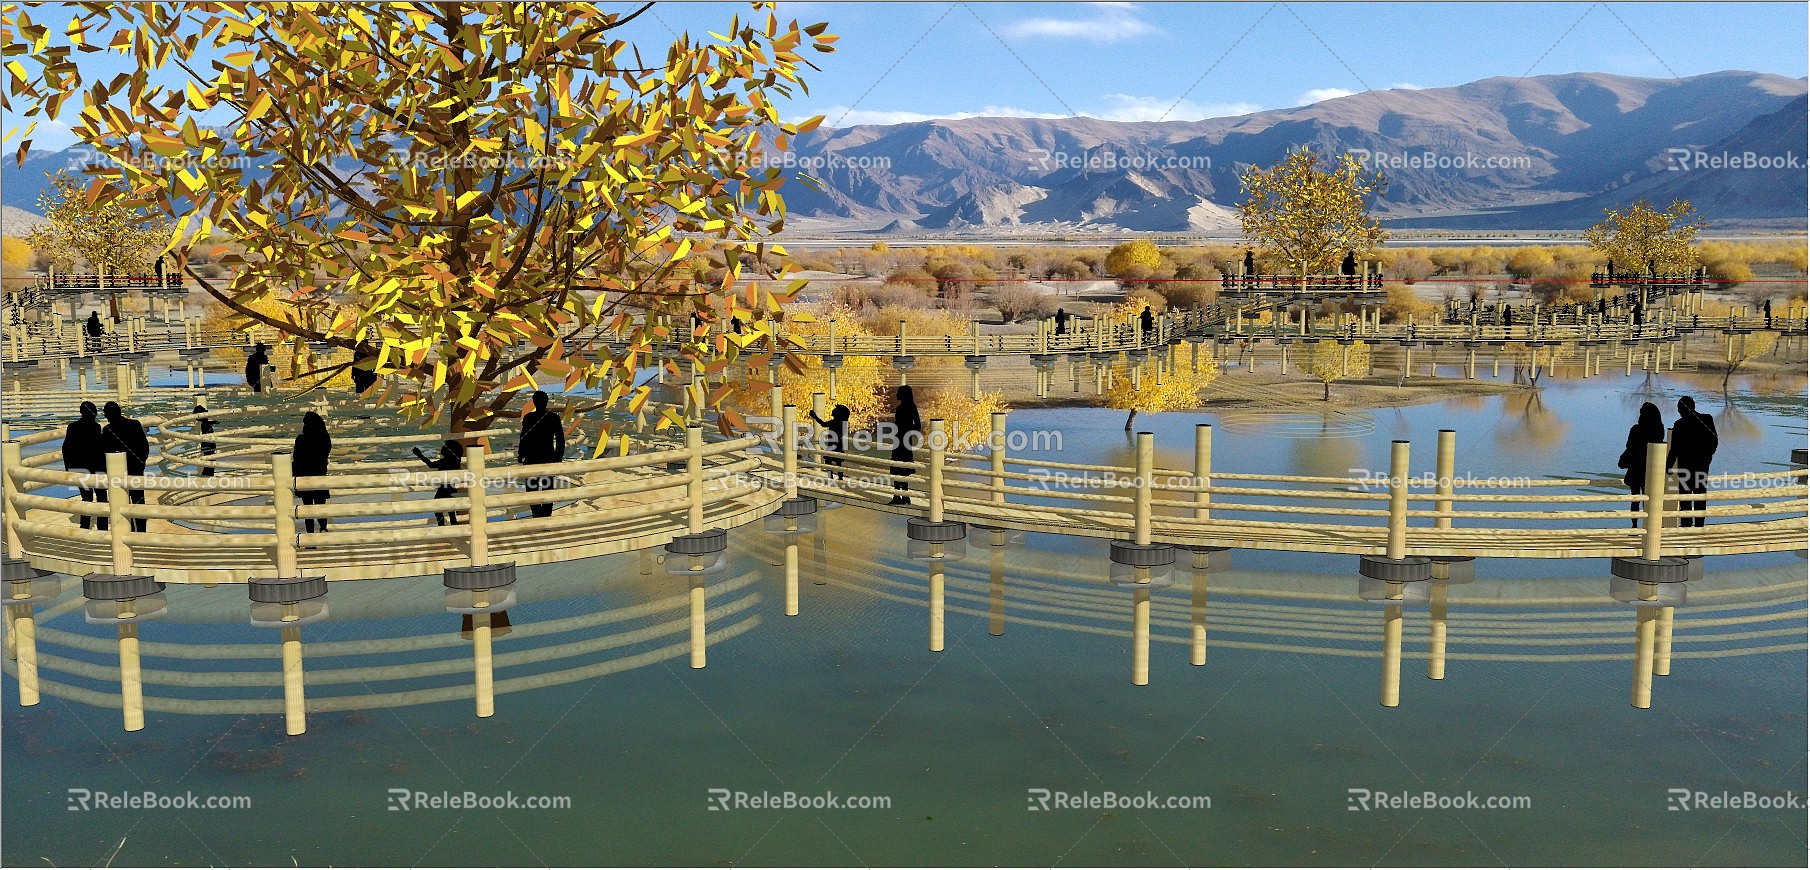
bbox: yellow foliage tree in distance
[1104,240,1164,277]
[0,236,31,278]
[5,3,836,434]
[23,170,170,319]
[1237,146,1387,276]
[1585,199,1703,274]
[1301,340,1370,401]
[1098,351,1219,430]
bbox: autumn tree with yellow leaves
[1585,199,1703,276]
[1237,146,1386,276]
[1301,339,1370,401]
[23,170,170,319]
[4,3,836,434]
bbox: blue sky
[9,1,1807,149]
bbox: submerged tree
[24,170,170,319]
[4,3,836,433]
[1237,146,1387,276]
[1584,199,1703,275]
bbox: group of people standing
[1618,396,1719,528]
[63,390,570,536]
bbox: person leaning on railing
[414,439,466,526]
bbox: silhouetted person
[1668,396,1717,528]
[810,404,851,481]
[1242,248,1255,276]
[153,256,165,287]
[1633,303,1644,327]
[195,405,216,477]
[350,341,379,395]
[517,391,565,518]
[1502,303,1512,326]
[292,411,332,533]
[1139,305,1155,339]
[414,439,466,526]
[245,343,270,393]
[1605,259,1615,279]
[1340,251,1356,276]
[84,312,104,353]
[63,401,106,529]
[1054,308,1069,336]
[100,401,149,533]
[1617,402,1666,528]
[1763,299,1773,327]
[888,386,921,505]
[1597,297,1607,317]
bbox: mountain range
[5,70,1805,236]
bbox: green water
[3,370,1806,866]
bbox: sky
[8,1,1807,150]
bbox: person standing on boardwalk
[84,311,105,353]
[1054,307,1069,336]
[1242,248,1255,276]
[1139,305,1155,341]
[414,439,466,526]
[809,404,851,481]
[350,341,379,395]
[100,401,150,533]
[63,401,107,529]
[1633,302,1644,328]
[1617,402,1667,528]
[292,411,333,533]
[1340,251,1356,276]
[1668,396,1718,528]
[245,343,270,393]
[1763,299,1773,327]
[195,404,217,477]
[888,385,921,505]
[517,390,566,518]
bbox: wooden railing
[772,416,1807,560]
[1,421,780,583]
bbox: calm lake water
[3,366,1805,866]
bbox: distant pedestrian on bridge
[1617,402,1667,528]
[100,401,149,533]
[517,390,566,518]
[293,411,332,533]
[84,311,104,353]
[63,401,106,530]
[1139,305,1155,340]
[1668,396,1718,528]
[1633,302,1644,328]
[1054,308,1069,336]
[1763,299,1773,327]
[245,343,270,393]
[1340,251,1356,277]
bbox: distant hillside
[6,70,1805,233]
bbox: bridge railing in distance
[782,419,1808,559]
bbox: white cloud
[1089,93,1263,122]
[5,117,79,152]
[808,105,1071,127]
[1001,4,1158,42]
[1296,87,1357,105]
[1390,82,1425,91]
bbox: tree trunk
[1323,381,1331,401]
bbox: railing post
[928,419,946,524]
[1642,439,1667,558]
[989,412,1007,504]
[106,452,132,574]
[897,319,907,355]
[687,425,705,534]
[1429,430,1457,680]
[1,440,23,557]
[1193,424,1212,523]
[1386,440,1410,560]
[781,405,798,499]
[270,451,299,577]
[466,445,489,565]
[1132,431,1154,685]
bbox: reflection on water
[2,368,1806,866]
